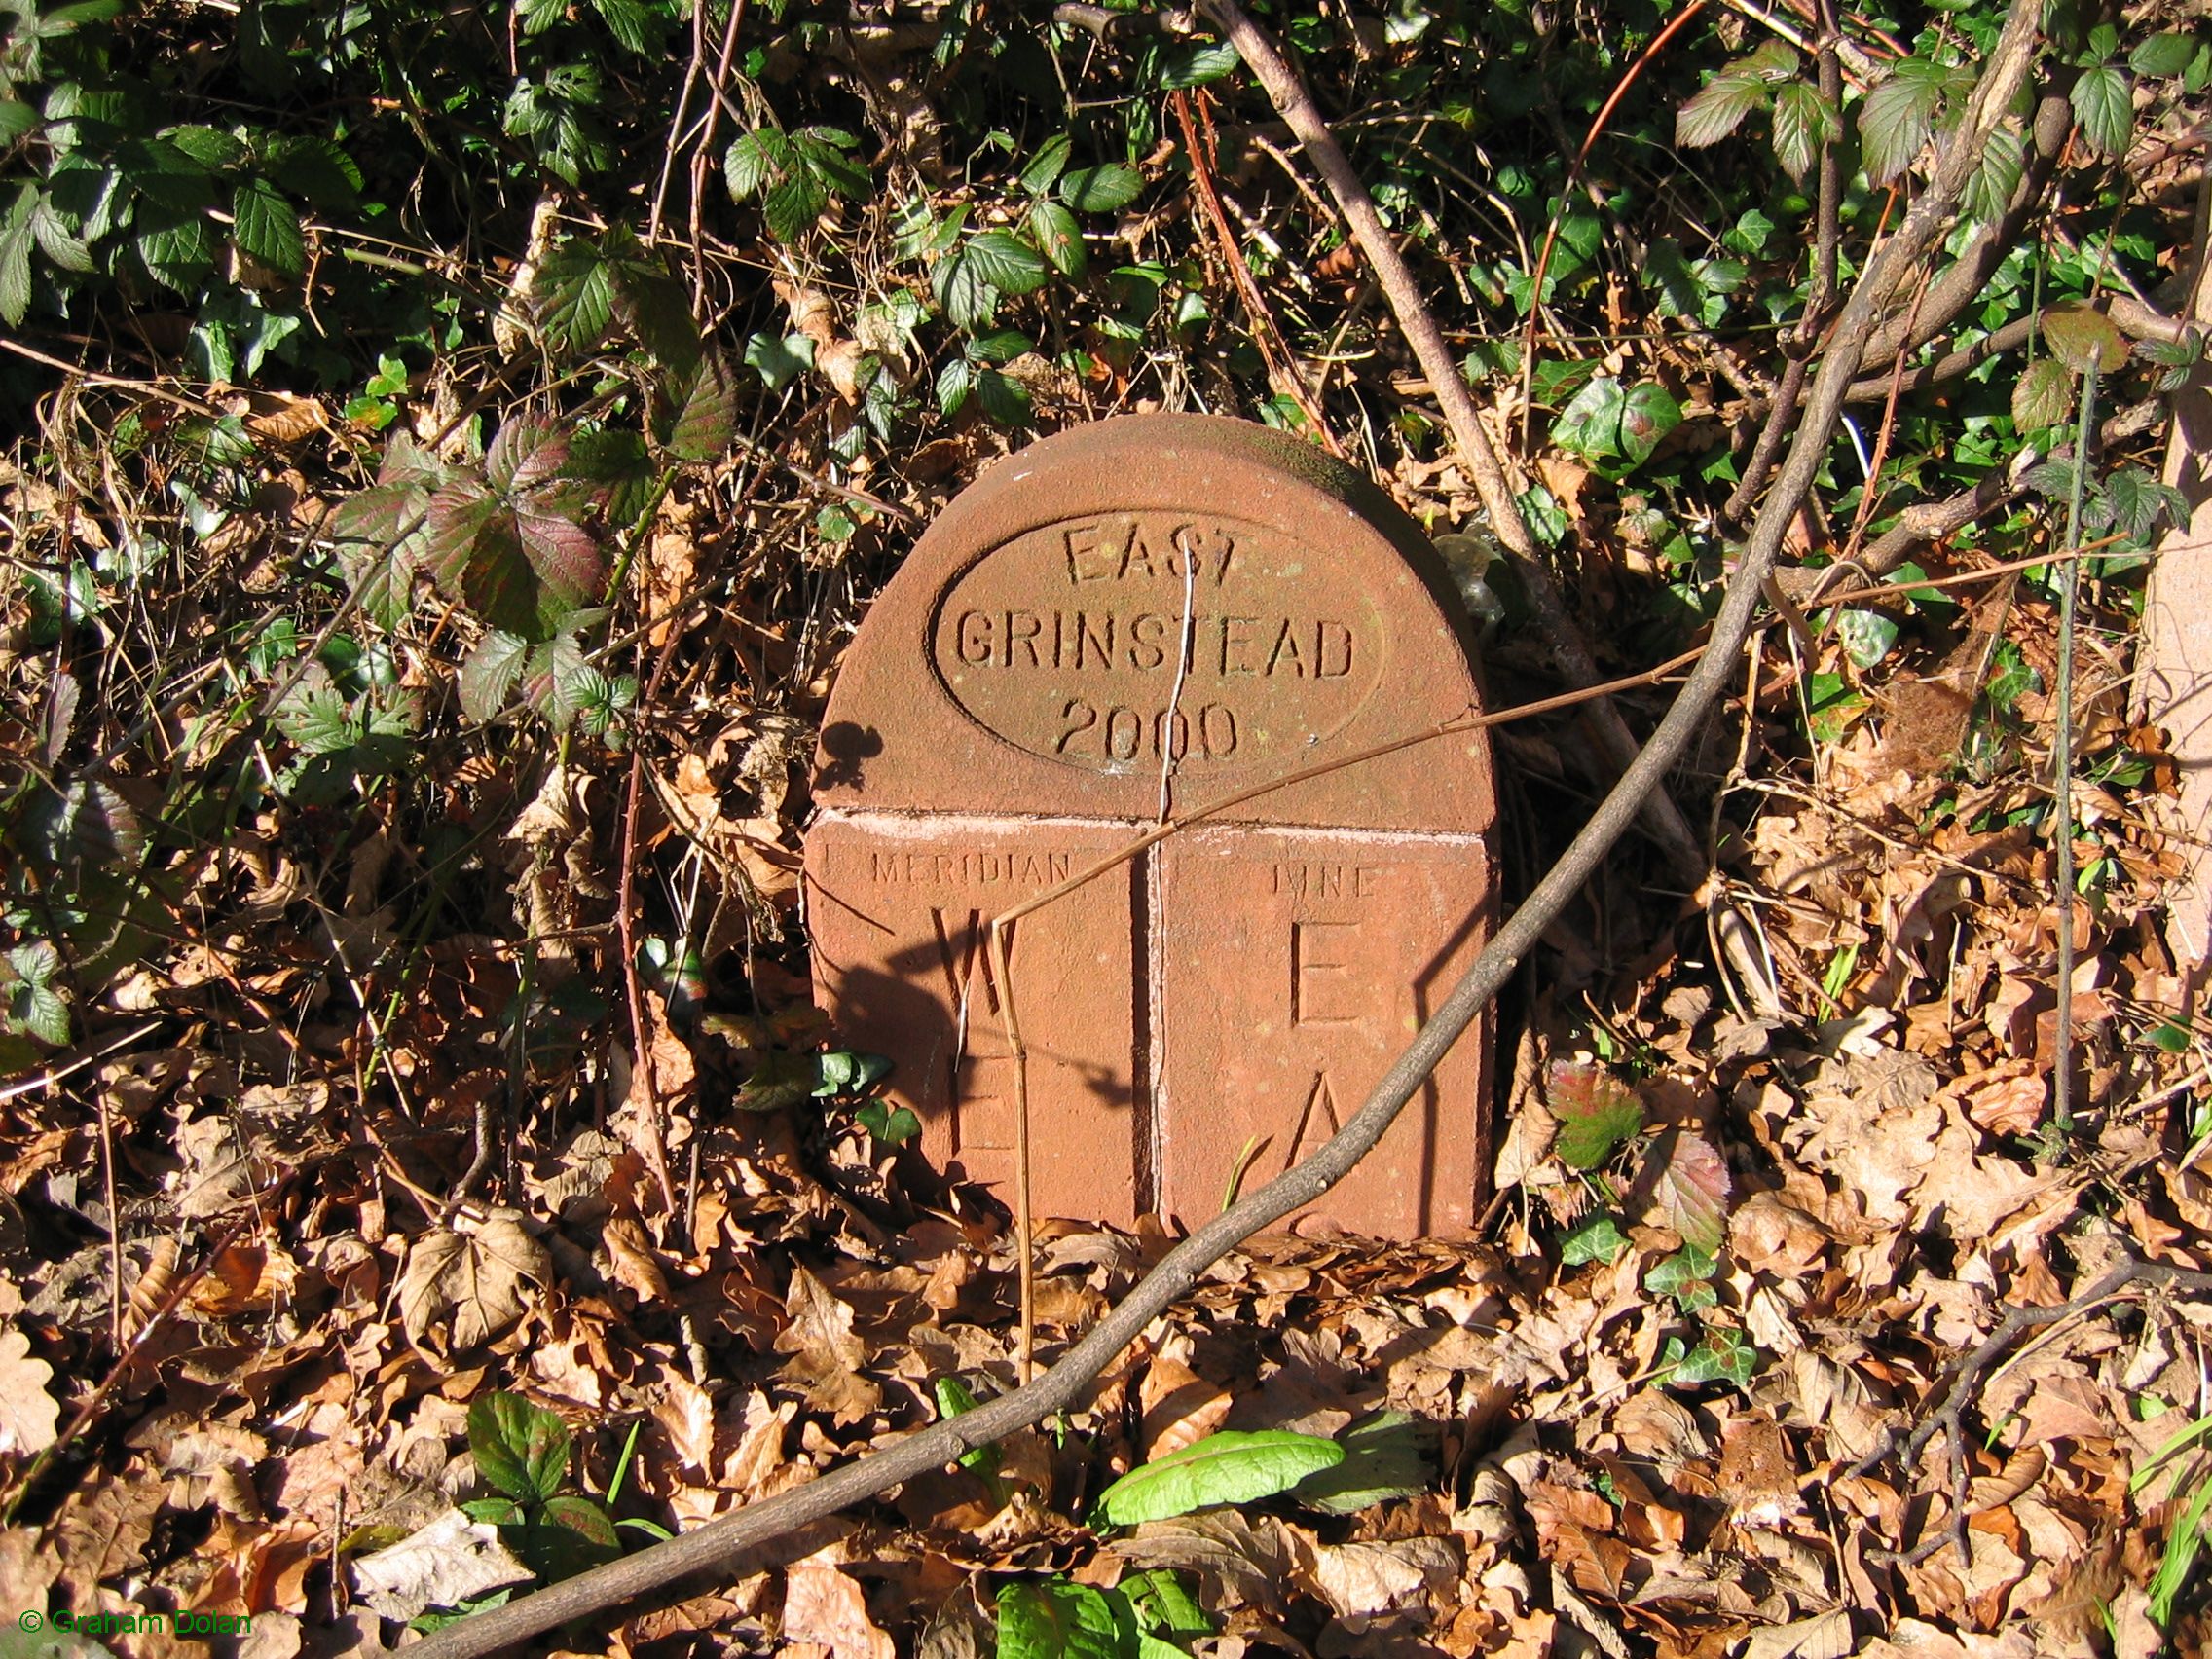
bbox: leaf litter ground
[0,526,2201,1658]
[0,13,2208,1659]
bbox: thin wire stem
[2051,361,2099,1141]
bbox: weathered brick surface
[803,414,1497,1236]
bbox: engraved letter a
[1283,1072,1344,1170]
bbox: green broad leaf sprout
[1093,1429,1343,1527]
[455,1391,628,1592]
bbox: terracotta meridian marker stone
[803,414,1497,1236]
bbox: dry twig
[1853,1256,2212,1567]
[1197,0,1714,888]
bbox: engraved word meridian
[931,512,1387,773]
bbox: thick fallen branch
[401,4,2041,1651]
[1196,0,1714,888]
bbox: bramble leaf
[2070,64,2131,158]
[1862,57,1955,184]
[2011,355,2075,432]
[995,1579,1123,1659]
[1769,81,1835,181]
[1963,121,2026,223]
[1676,71,1766,148]
[468,1391,570,1505]
[1059,162,1144,213]
[1027,197,1085,276]
[1546,1059,1645,1169]
[231,176,303,276]
[963,229,1051,295]
[534,241,618,356]
[2131,32,2198,78]
[1650,1133,1731,1253]
[460,631,531,723]
[2042,301,2128,374]
[661,350,738,462]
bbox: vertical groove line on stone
[1157,545,1198,821]
[1134,845,1163,1216]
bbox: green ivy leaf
[1832,607,1899,670]
[2070,64,2132,158]
[745,330,814,391]
[1804,670,1863,742]
[1667,1328,1759,1389]
[1644,1244,1717,1297]
[1553,374,1627,462]
[814,1050,894,1095]
[1095,1431,1343,1526]
[1984,638,2039,713]
[1561,1212,1629,1267]
[468,1391,571,1506]
[856,1101,921,1144]
[1617,381,1681,466]
[231,175,304,277]
[995,1579,1124,1659]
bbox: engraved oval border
[925,511,1393,775]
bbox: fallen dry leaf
[397,1211,552,1357]
[350,1509,535,1622]
[781,1556,896,1659]
[0,1328,58,1456]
